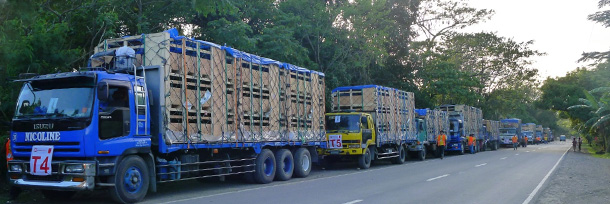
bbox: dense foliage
[538,0,610,152]
[0,0,554,134]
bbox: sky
[461,0,610,79]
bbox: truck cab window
[99,85,131,139]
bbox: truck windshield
[499,128,516,134]
[14,78,95,119]
[326,115,361,133]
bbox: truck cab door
[361,115,372,145]
[95,80,138,156]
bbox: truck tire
[293,148,312,178]
[254,149,276,184]
[391,146,406,164]
[418,149,426,161]
[41,190,76,201]
[459,143,465,155]
[358,148,372,169]
[109,155,150,204]
[494,142,498,150]
[274,149,294,181]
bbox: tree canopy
[0,0,553,134]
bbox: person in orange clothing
[437,131,447,159]
[523,136,528,148]
[512,135,519,150]
[468,134,476,154]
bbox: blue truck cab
[499,118,522,146]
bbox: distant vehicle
[560,135,566,141]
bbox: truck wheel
[418,149,426,161]
[494,142,498,150]
[358,148,372,169]
[109,155,149,204]
[274,149,294,181]
[392,146,406,164]
[254,149,276,184]
[459,143,465,155]
[293,148,312,178]
[41,190,76,201]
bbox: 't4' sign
[30,145,54,176]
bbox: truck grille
[13,142,81,153]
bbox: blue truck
[437,105,482,154]
[522,123,536,145]
[499,118,522,147]
[481,120,500,151]
[7,29,326,203]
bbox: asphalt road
[4,142,571,203]
[137,142,570,204]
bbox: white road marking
[343,199,363,204]
[475,163,487,167]
[515,154,519,155]
[500,157,507,160]
[526,151,530,152]
[427,174,449,181]
[522,146,571,204]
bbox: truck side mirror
[98,82,109,101]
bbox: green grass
[585,144,610,159]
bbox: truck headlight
[65,164,85,173]
[9,164,22,172]
[348,144,360,148]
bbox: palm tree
[568,87,610,152]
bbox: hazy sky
[461,0,610,79]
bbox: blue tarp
[331,85,393,93]
[160,28,324,77]
[501,119,521,123]
[415,109,429,116]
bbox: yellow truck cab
[323,112,375,156]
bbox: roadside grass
[585,144,610,159]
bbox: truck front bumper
[322,147,365,156]
[8,160,97,191]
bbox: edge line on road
[522,146,570,204]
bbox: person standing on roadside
[437,131,447,159]
[523,135,528,148]
[512,135,519,150]
[468,134,476,154]
[572,137,577,152]
[578,137,582,152]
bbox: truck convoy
[323,85,416,169]
[499,119,522,147]
[522,123,536,145]
[6,29,551,203]
[437,105,483,154]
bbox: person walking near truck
[572,138,577,152]
[437,131,447,159]
[523,136,528,148]
[512,135,519,150]
[468,134,476,154]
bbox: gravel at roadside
[534,145,610,204]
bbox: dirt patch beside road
[534,145,610,204]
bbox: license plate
[330,150,340,155]
[328,135,343,149]
[30,145,54,176]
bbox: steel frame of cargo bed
[158,136,327,154]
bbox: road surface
[136,142,570,204]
